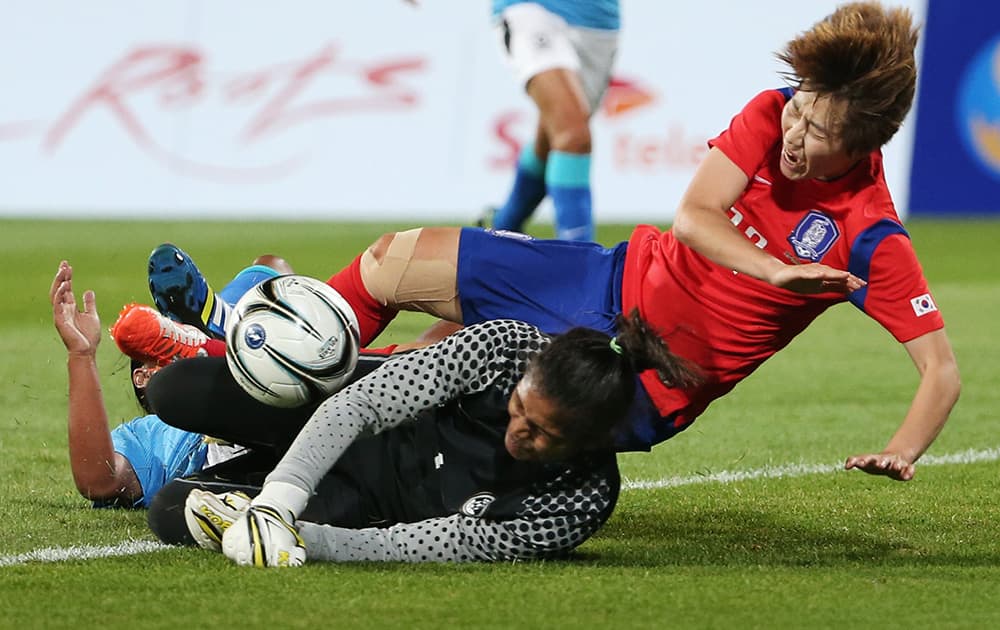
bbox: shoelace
[149,318,206,361]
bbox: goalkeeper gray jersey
[267,319,619,563]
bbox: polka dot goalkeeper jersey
[268,319,620,563]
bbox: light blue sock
[493,143,547,232]
[546,151,593,241]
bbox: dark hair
[527,309,701,450]
[776,1,919,155]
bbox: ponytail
[612,309,702,390]
[527,309,701,451]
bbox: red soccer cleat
[110,303,210,366]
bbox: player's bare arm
[844,328,960,481]
[673,147,865,295]
[52,261,143,502]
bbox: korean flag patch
[910,293,938,317]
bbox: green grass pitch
[1,218,999,628]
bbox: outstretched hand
[844,452,915,481]
[51,261,101,357]
[769,263,866,295]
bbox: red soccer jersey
[620,88,944,432]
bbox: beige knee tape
[360,228,461,320]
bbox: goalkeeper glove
[184,489,251,552]
[222,503,306,567]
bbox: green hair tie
[609,337,624,355]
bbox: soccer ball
[225,275,360,408]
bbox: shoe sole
[148,244,217,337]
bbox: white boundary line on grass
[0,539,170,568]
[621,446,1000,491]
[3,446,998,567]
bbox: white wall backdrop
[0,0,925,221]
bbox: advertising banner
[0,1,923,222]
[909,0,1000,215]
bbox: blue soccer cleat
[148,243,231,339]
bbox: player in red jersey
[167,3,959,479]
[316,2,959,479]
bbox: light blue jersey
[105,415,208,508]
[492,0,619,31]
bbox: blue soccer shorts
[456,227,687,452]
[457,228,627,335]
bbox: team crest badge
[460,492,496,517]
[788,211,840,262]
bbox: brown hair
[777,2,919,155]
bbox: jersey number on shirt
[728,208,768,249]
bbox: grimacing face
[504,375,575,462]
[779,90,862,182]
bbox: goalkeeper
[145,313,700,564]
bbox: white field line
[0,539,170,567]
[621,446,1000,491]
[3,446,998,567]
